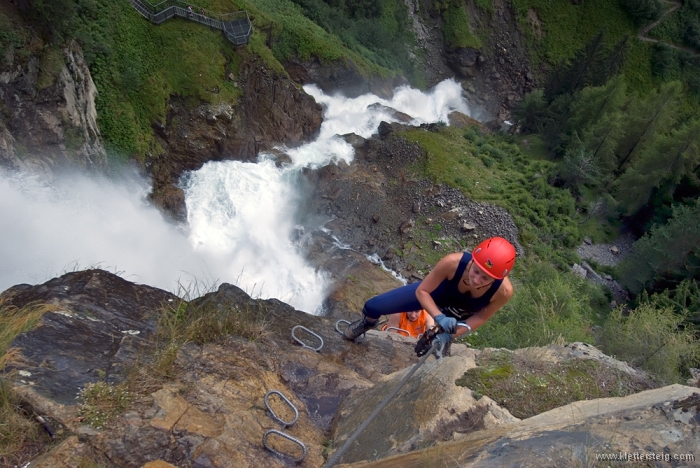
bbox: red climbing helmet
[472,237,516,279]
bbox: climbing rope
[322,340,440,468]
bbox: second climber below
[343,236,516,353]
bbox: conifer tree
[557,132,601,192]
[614,118,700,215]
[514,89,550,133]
[544,31,606,103]
[564,78,628,184]
[615,81,682,174]
[619,199,700,294]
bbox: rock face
[2,270,177,407]
[148,55,323,221]
[2,270,419,467]
[5,271,695,468]
[301,133,522,285]
[403,0,535,123]
[284,56,409,100]
[331,354,519,465]
[348,385,700,468]
[0,40,107,173]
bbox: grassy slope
[0,0,392,160]
[511,0,656,92]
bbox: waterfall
[0,79,470,313]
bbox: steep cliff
[0,39,106,174]
[2,270,697,468]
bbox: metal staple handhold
[335,319,365,343]
[291,325,324,351]
[264,390,299,427]
[383,326,411,337]
[262,429,307,463]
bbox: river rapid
[0,80,471,313]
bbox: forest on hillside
[1,0,699,384]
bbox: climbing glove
[434,313,457,334]
[433,332,452,359]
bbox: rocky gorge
[2,0,700,467]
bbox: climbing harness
[291,325,324,351]
[382,326,411,337]
[264,390,299,427]
[262,429,307,463]
[322,339,440,468]
[335,319,366,343]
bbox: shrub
[443,4,482,49]
[650,43,676,76]
[77,381,131,429]
[466,264,595,349]
[0,380,44,467]
[684,19,700,50]
[599,304,700,384]
[620,0,663,26]
[515,90,549,134]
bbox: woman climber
[343,236,516,354]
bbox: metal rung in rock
[264,390,299,427]
[384,326,411,337]
[291,325,324,351]
[262,429,307,463]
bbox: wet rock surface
[573,233,636,302]
[2,270,419,467]
[148,55,324,222]
[0,40,107,174]
[300,130,522,298]
[352,384,700,468]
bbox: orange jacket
[382,310,430,338]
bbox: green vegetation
[402,125,581,268]
[147,284,268,379]
[442,4,482,49]
[618,200,700,294]
[455,349,654,419]
[511,0,637,66]
[5,0,396,159]
[0,380,46,467]
[600,304,700,384]
[0,302,58,355]
[649,0,700,51]
[77,381,132,429]
[288,0,418,82]
[466,264,608,349]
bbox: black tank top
[431,252,503,320]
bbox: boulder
[350,385,700,467]
[330,354,518,465]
